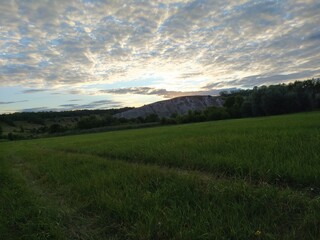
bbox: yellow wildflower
[255,230,262,237]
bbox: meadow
[1,111,320,239]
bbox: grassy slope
[1,112,320,239]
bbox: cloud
[21,99,121,112]
[21,107,51,112]
[59,99,122,109]
[234,71,320,88]
[0,100,28,104]
[308,32,320,41]
[203,70,320,89]
[179,72,203,79]
[0,0,319,105]
[77,100,122,109]
[22,88,49,94]
[101,86,238,98]
[59,104,78,108]
[68,89,85,95]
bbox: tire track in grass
[9,154,122,240]
[53,147,319,199]
[5,146,320,239]
[0,156,66,240]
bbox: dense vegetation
[1,112,320,239]
[162,78,320,124]
[0,108,133,126]
[223,78,320,116]
[0,107,160,140]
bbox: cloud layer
[100,86,238,98]
[21,99,121,112]
[0,0,319,112]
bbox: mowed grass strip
[43,111,320,188]
[1,144,320,240]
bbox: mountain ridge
[114,95,223,119]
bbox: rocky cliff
[114,95,223,119]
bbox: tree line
[223,78,320,117]
[161,78,320,124]
[0,108,133,127]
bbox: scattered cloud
[68,89,86,95]
[59,104,78,108]
[21,99,121,112]
[0,0,319,89]
[101,87,238,98]
[233,71,320,88]
[21,107,51,112]
[22,88,49,94]
[0,0,319,112]
[0,100,28,104]
[59,99,122,110]
[78,100,122,109]
[203,70,320,89]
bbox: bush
[205,107,229,120]
[49,124,65,133]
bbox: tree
[145,114,159,123]
[77,115,100,129]
[261,85,286,115]
[283,92,300,113]
[49,123,64,133]
[205,107,229,120]
[241,100,253,117]
[224,95,244,118]
[7,132,14,141]
[315,93,320,108]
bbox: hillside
[0,108,132,138]
[114,95,223,119]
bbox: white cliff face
[114,95,224,119]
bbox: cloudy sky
[0,0,319,113]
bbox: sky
[0,0,319,113]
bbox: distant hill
[114,95,223,119]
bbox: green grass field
[1,112,320,239]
